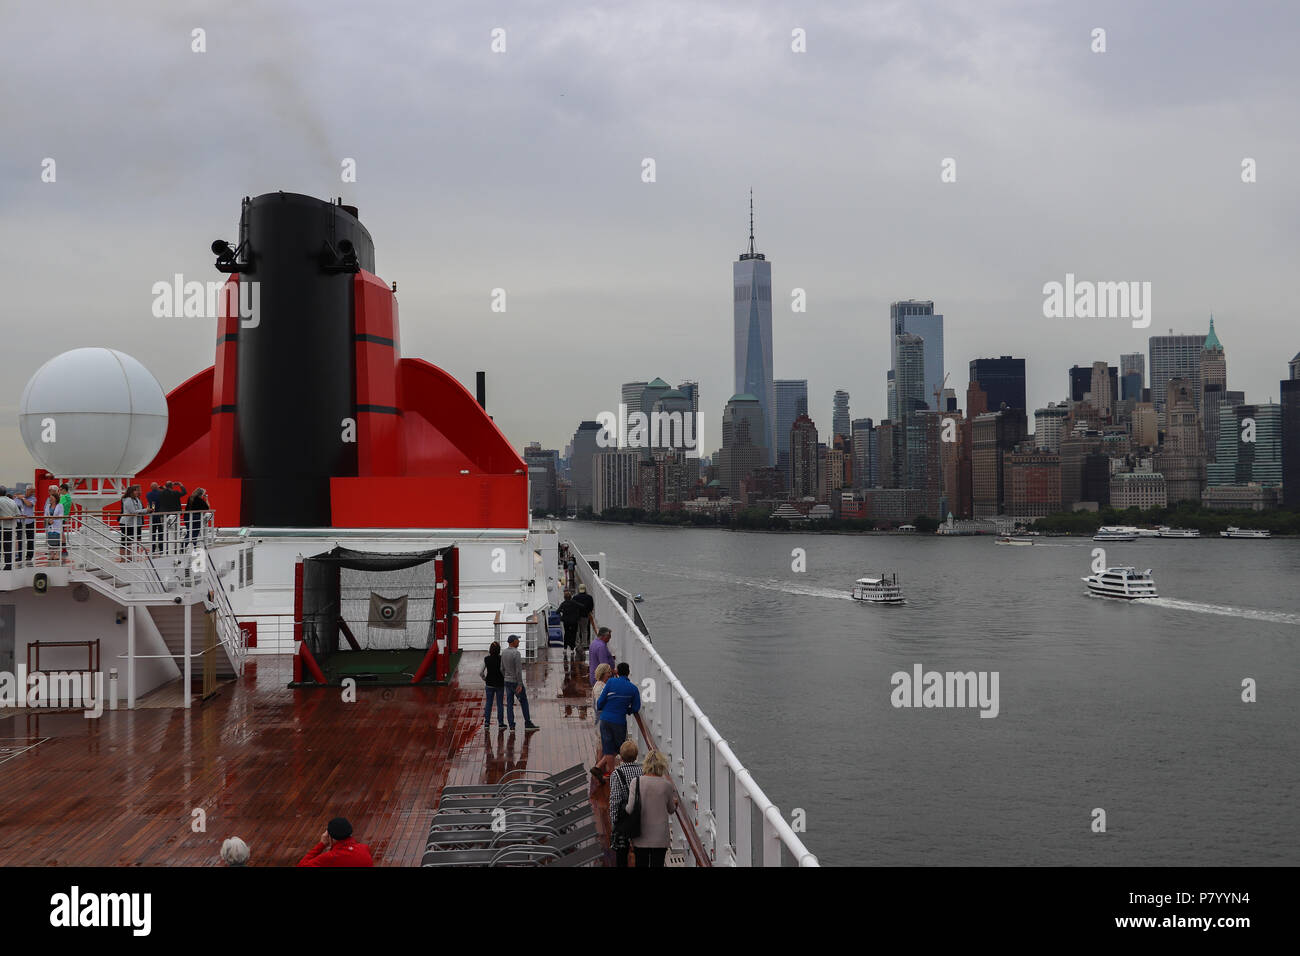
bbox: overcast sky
[3,0,1298,477]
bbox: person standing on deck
[18,487,36,567]
[0,489,18,571]
[44,487,64,563]
[607,739,642,867]
[296,818,373,867]
[480,640,507,729]
[625,750,679,867]
[557,590,584,662]
[501,634,539,731]
[146,482,162,553]
[589,626,615,684]
[595,662,641,763]
[573,583,596,653]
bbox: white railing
[0,509,217,577]
[571,545,819,867]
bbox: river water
[565,522,1300,866]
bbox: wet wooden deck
[0,649,612,866]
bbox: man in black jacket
[557,590,585,662]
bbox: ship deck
[0,648,612,866]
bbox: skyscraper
[1202,386,1244,464]
[1034,402,1069,452]
[790,415,819,499]
[1155,378,1205,503]
[774,379,809,482]
[890,300,945,412]
[832,390,851,442]
[1089,361,1113,420]
[851,418,875,488]
[895,334,928,417]
[1283,353,1300,508]
[570,420,602,511]
[620,381,648,445]
[1199,316,1227,414]
[592,449,641,514]
[969,356,1027,413]
[734,193,776,464]
[1120,353,1145,401]
[1149,332,1206,412]
[1207,404,1282,486]
[716,394,767,497]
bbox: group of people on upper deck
[0,479,213,568]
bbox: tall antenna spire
[748,189,755,256]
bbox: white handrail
[198,545,247,676]
[569,544,819,867]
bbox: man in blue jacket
[595,662,641,760]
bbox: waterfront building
[1110,471,1167,510]
[592,449,641,514]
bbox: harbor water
[568,522,1300,866]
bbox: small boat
[1093,526,1138,542]
[1136,528,1161,538]
[995,536,1034,546]
[852,573,905,605]
[1220,527,1270,539]
[633,594,644,603]
[1157,526,1200,538]
[1082,566,1158,599]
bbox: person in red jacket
[296,817,374,867]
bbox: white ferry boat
[1082,566,1158,599]
[1081,567,1164,598]
[852,573,906,605]
[1093,526,1138,542]
[1157,527,1200,538]
[995,536,1034,546]
[1136,527,1161,538]
[1220,527,1271,538]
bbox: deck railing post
[736,786,753,867]
[183,602,192,709]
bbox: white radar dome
[19,348,169,477]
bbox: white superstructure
[1082,566,1159,599]
[1093,526,1138,541]
[852,572,906,605]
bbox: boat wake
[614,563,852,600]
[1144,597,1300,627]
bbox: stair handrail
[197,545,246,675]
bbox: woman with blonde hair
[591,663,612,720]
[624,750,678,867]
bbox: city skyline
[4,1,1300,474]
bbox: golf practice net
[295,545,460,683]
